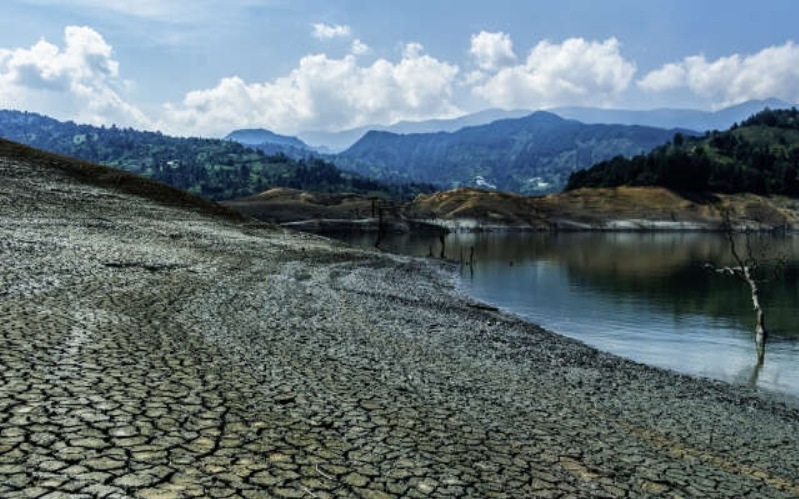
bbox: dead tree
[469,246,475,277]
[374,205,385,249]
[706,213,786,365]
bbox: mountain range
[296,109,533,153]
[224,129,315,160]
[552,98,795,133]
[251,100,795,153]
[5,98,795,201]
[334,111,694,194]
[0,110,432,200]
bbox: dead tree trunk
[374,205,385,249]
[469,246,475,277]
[709,217,771,365]
[742,264,767,364]
[729,230,768,365]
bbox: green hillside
[0,110,432,201]
[566,108,799,196]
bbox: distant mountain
[225,128,316,160]
[298,108,532,152]
[566,108,799,196]
[552,99,795,133]
[297,100,793,153]
[0,110,434,201]
[226,128,311,149]
[335,111,693,194]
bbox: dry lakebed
[1,141,799,498]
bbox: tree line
[566,108,799,196]
[0,110,434,201]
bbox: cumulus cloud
[351,39,370,56]
[0,26,148,127]
[637,62,686,92]
[311,23,351,40]
[462,70,487,86]
[472,37,636,109]
[638,42,799,106]
[160,43,461,136]
[470,31,516,71]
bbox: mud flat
[2,144,799,498]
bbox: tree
[706,212,786,365]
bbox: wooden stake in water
[469,246,475,277]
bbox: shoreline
[276,217,799,234]
[4,152,799,497]
[444,262,799,403]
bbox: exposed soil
[2,144,799,498]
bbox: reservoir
[338,231,799,398]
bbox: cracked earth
[1,146,799,498]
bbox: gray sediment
[2,154,799,498]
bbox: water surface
[338,231,799,397]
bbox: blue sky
[1,0,798,136]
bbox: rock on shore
[2,140,799,498]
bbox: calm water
[337,231,799,398]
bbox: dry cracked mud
[1,149,799,498]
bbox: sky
[1,0,799,137]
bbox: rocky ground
[2,145,799,498]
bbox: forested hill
[566,108,799,196]
[335,111,691,195]
[0,110,433,201]
[225,128,316,160]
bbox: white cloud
[18,0,174,18]
[0,26,148,127]
[403,42,425,59]
[160,43,461,136]
[472,37,636,109]
[311,23,351,40]
[638,42,799,106]
[17,0,267,21]
[470,31,516,71]
[351,39,370,56]
[462,70,487,86]
[637,62,686,92]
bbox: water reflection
[337,231,799,397]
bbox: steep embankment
[405,188,552,230]
[227,183,799,234]
[223,187,379,223]
[222,187,415,232]
[3,142,799,498]
[407,186,799,231]
[0,138,246,221]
